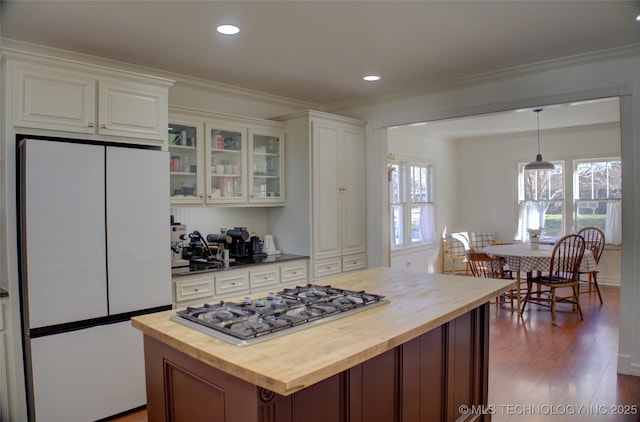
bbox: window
[390,161,435,249]
[575,159,622,243]
[517,162,564,239]
[517,158,622,245]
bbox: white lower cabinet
[249,264,280,291]
[174,273,215,305]
[342,254,368,273]
[172,259,309,308]
[215,271,250,297]
[313,257,342,280]
[280,261,308,286]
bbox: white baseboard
[617,353,640,376]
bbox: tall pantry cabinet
[271,110,366,280]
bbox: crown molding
[326,44,640,112]
[0,38,320,111]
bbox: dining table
[482,242,597,314]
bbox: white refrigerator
[18,138,171,421]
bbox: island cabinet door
[143,337,260,422]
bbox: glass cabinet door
[168,122,200,203]
[249,130,284,203]
[206,124,246,203]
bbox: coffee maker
[206,227,266,261]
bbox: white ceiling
[1,0,639,107]
[391,97,621,139]
[0,1,633,137]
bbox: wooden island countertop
[132,266,514,397]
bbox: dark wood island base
[142,304,490,422]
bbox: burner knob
[271,295,282,305]
[242,297,252,305]
[255,299,265,307]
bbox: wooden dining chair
[466,249,514,310]
[576,226,605,304]
[520,234,586,323]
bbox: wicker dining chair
[520,234,586,323]
[466,249,514,310]
[576,226,605,304]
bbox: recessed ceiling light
[217,24,240,35]
[636,14,640,21]
[363,75,381,82]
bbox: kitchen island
[132,267,514,421]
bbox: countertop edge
[133,268,515,396]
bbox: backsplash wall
[170,207,269,239]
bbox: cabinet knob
[88,122,94,128]
[194,288,199,292]
[199,194,204,198]
[101,123,107,129]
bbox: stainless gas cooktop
[170,284,389,346]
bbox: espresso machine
[181,230,215,262]
[170,222,189,268]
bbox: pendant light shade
[524,108,555,171]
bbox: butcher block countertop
[132,267,514,396]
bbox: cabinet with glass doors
[168,118,202,205]
[168,108,285,206]
[206,122,247,204]
[249,129,284,204]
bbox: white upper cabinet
[169,108,285,206]
[12,60,172,144]
[248,127,285,204]
[272,110,366,280]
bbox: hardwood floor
[111,284,640,422]
[489,284,640,421]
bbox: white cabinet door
[98,79,168,141]
[23,139,107,328]
[106,147,171,314]
[30,321,146,421]
[15,66,97,133]
[248,128,285,204]
[340,128,367,256]
[312,122,342,259]
[13,61,169,143]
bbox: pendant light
[524,108,555,171]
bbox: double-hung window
[389,161,435,249]
[517,162,564,240]
[575,158,622,244]
[516,158,622,245]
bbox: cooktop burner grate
[170,284,389,346]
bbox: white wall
[388,120,622,284]
[457,122,621,241]
[330,50,640,377]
